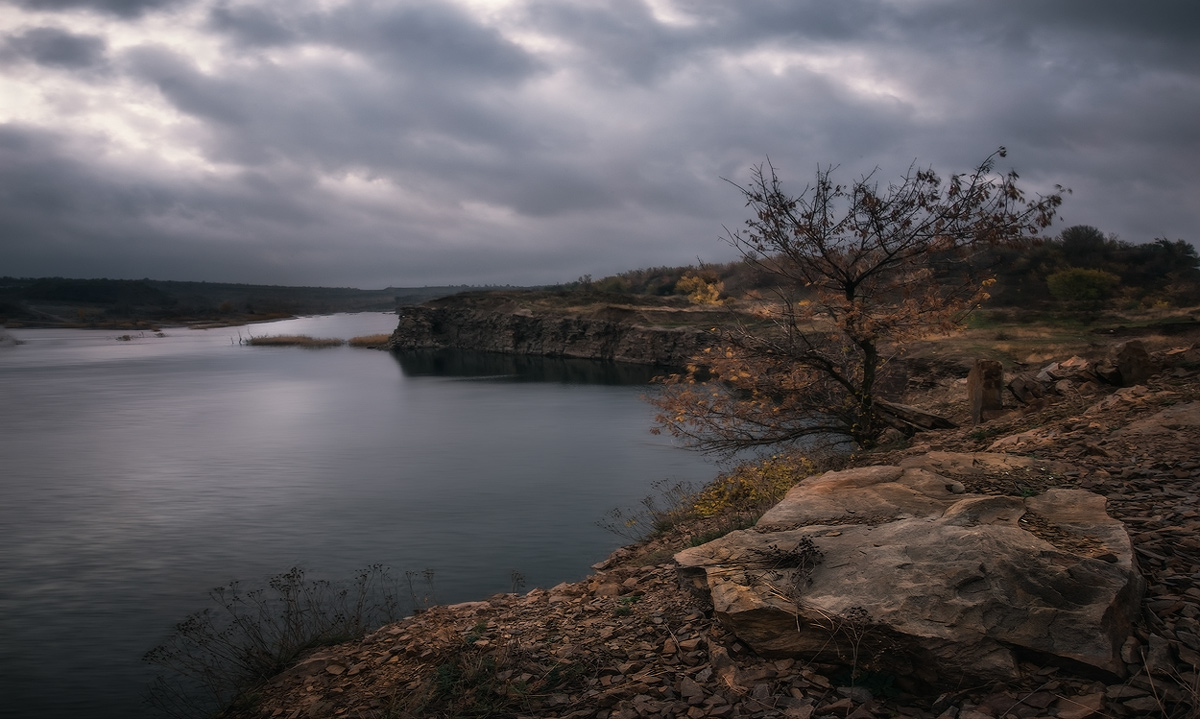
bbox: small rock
[1054,692,1104,719]
[678,637,705,652]
[1104,683,1147,700]
[1143,634,1174,674]
[821,697,855,713]
[593,582,623,597]
[783,700,815,718]
[837,685,874,704]
[847,705,878,719]
[1121,695,1166,714]
[1120,636,1142,664]
[679,677,705,702]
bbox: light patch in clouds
[1,0,1198,288]
[642,0,705,29]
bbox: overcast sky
[1,0,1197,288]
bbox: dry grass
[908,308,1196,368]
[929,326,1103,366]
[245,335,345,348]
[348,333,391,349]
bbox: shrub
[1046,267,1120,304]
[691,453,814,517]
[597,479,698,542]
[348,333,391,348]
[675,273,725,305]
[243,334,345,348]
[144,566,402,719]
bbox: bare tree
[651,148,1065,452]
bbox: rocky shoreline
[232,335,1200,719]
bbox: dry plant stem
[143,566,403,719]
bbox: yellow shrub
[676,274,725,305]
[691,454,814,517]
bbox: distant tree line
[571,225,1200,311]
[0,277,419,327]
[983,225,1200,308]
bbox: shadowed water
[0,314,713,719]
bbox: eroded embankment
[387,295,723,366]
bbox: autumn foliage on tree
[651,148,1064,453]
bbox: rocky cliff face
[387,299,716,366]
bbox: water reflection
[0,318,713,719]
[392,348,674,385]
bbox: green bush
[1046,267,1120,304]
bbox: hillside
[0,277,478,329]
[218,325,1200,719]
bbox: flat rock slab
[1113,400,1200,435]
[676,453,1143,686]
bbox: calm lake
[0,313,715,719]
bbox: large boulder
[675,453,1143,687]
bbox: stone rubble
[230,340,1200,719]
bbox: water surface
[0,314,713,718]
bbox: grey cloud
[0,125,170,219]
[869,1,1200,77]
[525,0,696,83]
[123,45,249,126]
[688,0,885,44]
[207,2,298,47]
[0,122,726,287]
[4,0,1199,288]
[117,45,551,183]
[321,3,543,82]
[2,26,108,70]
[206,1,543,84]
[523,0,892,82]
[981,0,1200,45]
[0,124,346,283]
[5,0,190,18]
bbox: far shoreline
[2,309,398,333]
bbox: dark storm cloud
[523,0,892,78]
[119,1,620,223]
[524,0,695,84]
[6,0,190,18]
[318,3,543,81]
[0,123,381,284]
[1,0,1197,286]
[970,0,1200,49]
[116,41,567,210]
[0,124,186,278]
[1,27,108,70]
[0,122,707,287]
[207,1,543,82]
[124,45,249,126]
